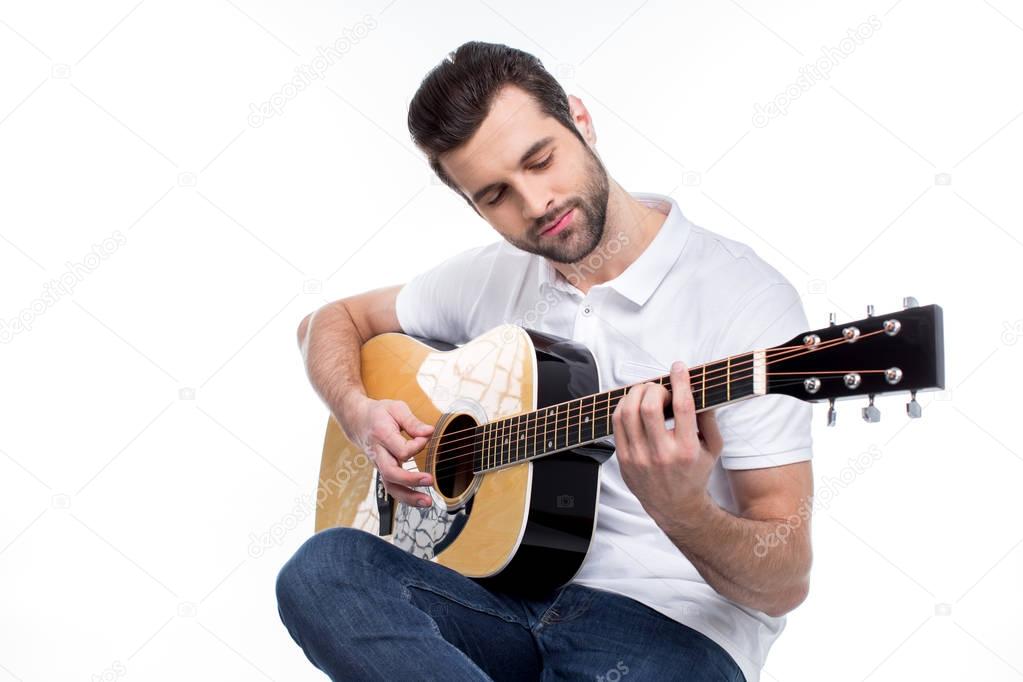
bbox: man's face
[438,86,609,264]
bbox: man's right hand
[340,396,436,508]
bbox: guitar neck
[472,350,766,473]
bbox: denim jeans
[276,527,745,681]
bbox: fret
[701,364,706,410]
[726,356,731,401]
[512,414,518,464]
[473,424,483,473]
[554,404,563,451]
[523,408,531,462]
[481,422,488,472]
[500,417,508,467]
[585,394,593,443]
[604,391,611,439]
[513,413,522,463]
[576,396,585,449]
[486,420,493,470]
[546,405,555,453]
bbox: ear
[567,94,597,147]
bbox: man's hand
[612,361,723,527]
[341,396,436,508]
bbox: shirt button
[581,304,593,316]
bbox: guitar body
[314,324,614,595]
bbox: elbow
[762,579,810,618]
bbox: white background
[2,1,1021,680]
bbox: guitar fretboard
[469,350,764,473]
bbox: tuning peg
[866,304,875,317]
[906,390,922,418]
[828,312,837,327]
[827,398,837,426]
[861,394,881,422]
[902,296,919,309]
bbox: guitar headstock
[766,298,944,425]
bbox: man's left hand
[612,360,724,528]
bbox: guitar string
[428,329,888,474]
[425,329,891,477]
[419,331,865,456]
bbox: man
[277,41,813,681]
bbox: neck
[552,181,667,294]
[469,349,767,474]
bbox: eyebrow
[470,136,555,204]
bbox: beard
[504,146,610,264]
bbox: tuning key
[827,398,837,427]
[902,296,919,310]
[867,304,875,317]
[828,312,837,327]
[906,390,922,418]
[861,394,881,422]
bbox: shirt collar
[536,192,691,307]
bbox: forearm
[655,494,811,617]
[298,301,369,421]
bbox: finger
[382,480,433,508]
[379,429,428,466]
[697,409,724,456]
[639,383,674,459]
[393,401,435,437]
[612,386,634,460]
[618,384,652,463]
[373,444,433,498]
[670,361,699,451]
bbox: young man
[277,41,813,682]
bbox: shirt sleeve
[710,281,814,471]
[393,241,498,346]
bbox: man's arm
[660,461,812,618]
[613,362,812,618]
[297,283,403,421]
[298,284,437,507]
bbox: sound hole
[435,413,478,499]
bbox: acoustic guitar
[314,299,944,595]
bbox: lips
[540,208,574,237]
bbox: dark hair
[407,41,585,204]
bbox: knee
[275,527,378,617]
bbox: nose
[519,177,553,224]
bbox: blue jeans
[276,527,745,681]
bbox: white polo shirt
[394,192,813,682]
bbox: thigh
[283,527,546,680]
[534,584,744,682]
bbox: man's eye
[487,187,506,205]
[530,154,553,170]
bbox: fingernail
[418,498,431,507]
[419,476,431,485]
